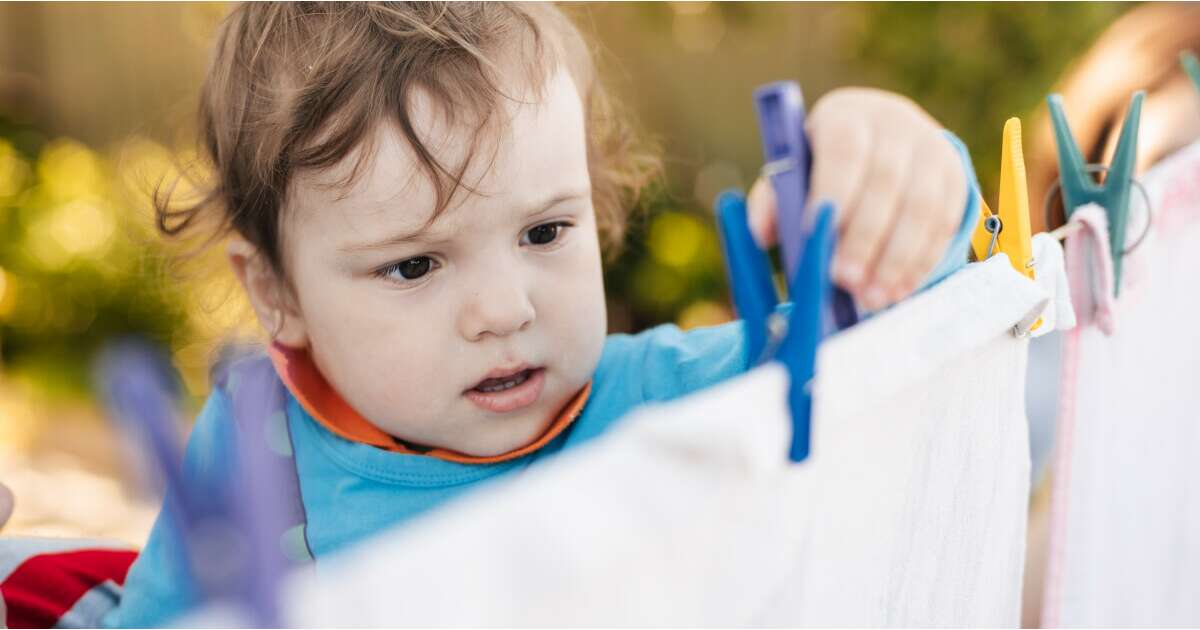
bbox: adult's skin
[1028,2,1200,234]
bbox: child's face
[272,67,607,456]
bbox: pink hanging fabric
[1043,141,1200,627]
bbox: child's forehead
[289,66,589,227]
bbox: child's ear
[227,238,309,349]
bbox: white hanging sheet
[282,255,1045,628]
[1043,140,1200,628]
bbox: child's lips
[464,367,546,414]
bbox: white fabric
[1063,203,1116,335]
[1043,140,1200,627]
[1028,233,1077,338]
[283,255,1046,627]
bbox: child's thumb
[747,177,778,249]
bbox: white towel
[1043,140,1200,628]
[283,255,1046,627]
[1028,233,1077,338]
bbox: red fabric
[1,548,136,629]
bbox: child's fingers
[833,139,913,299]
[865,199,941,306]
[808,114,872,287]
[808,109,872,233]
[866,147,966,307]
[746,177,778,249]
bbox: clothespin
[753,82,807,278]
[972,118,1041,333]
[971,118,1035,279]
[753,80,858,330]
[716,192,836,462]
[1048,91,1143,295]
[714,80,845,463]
[96,339,286,627]
[774,202,836,462]
[716,192,780,366]
[1181,51,1200,95]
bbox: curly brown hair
[156,2,659,275]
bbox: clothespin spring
[981,216,1038,268]
[761,157,799,180]
[1043,164,1154,254]
[983,215,1003,259]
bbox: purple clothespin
[96,338,288,627]
[754,81,858,330]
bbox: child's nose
[457,278,536,341]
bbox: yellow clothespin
[971,117,1036,281]
[972,117,1041,333]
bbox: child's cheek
[549,232,607,370]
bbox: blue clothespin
[754,81,858,330]
[716,193,780,366]
[96,339,287,627]
[713,80,850,462]
[1048,91,1143,295]
[774,202,836,462]
[716,192,836,462]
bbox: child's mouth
[465,367,545,413]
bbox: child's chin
[462,413,550,456]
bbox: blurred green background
[0,2,1131,539]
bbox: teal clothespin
[1048,91,1143,295]
[1181,51,1200,95]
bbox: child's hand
[747,87,967,311]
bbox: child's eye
[522,221,572,247]
[376,256,438,283]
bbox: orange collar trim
[266,343,590,465]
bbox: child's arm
[747,87,973,311]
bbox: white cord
[1048,221,1083,241]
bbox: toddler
[113,3,979,625]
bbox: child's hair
[157,2,659,274]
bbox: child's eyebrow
[338,188,590,253]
